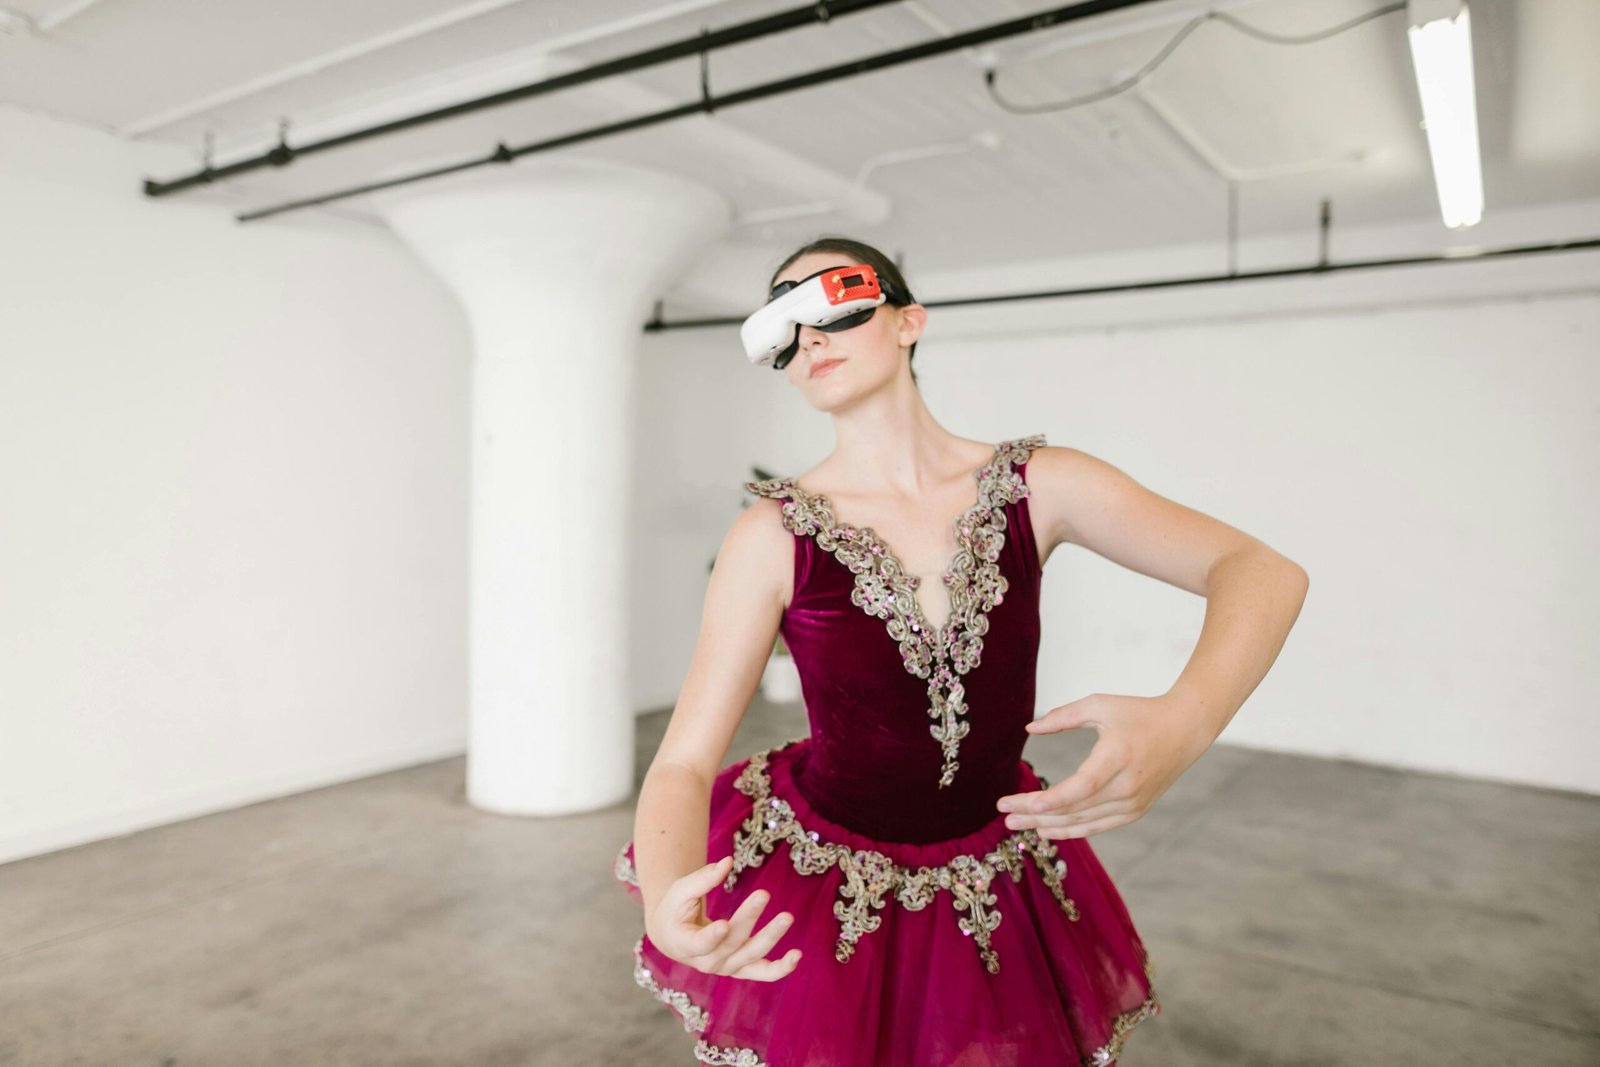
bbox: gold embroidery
[625,786,1157,1067]
[635,911,1152,1067]
[1085,996,1161,1067]
[632,935,709,1033]
[631,935,772,1065]
[614,841,639,887]
[627,940,771,1062]
[694,1042,769,1066]
[724,745,1079,976]
[635,917,1153,1067]
[745,434,1046,788]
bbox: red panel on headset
[826,265,881,305]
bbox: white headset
[741,263,910,369]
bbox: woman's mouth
[810,359,843,379]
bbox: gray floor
[3,697,1598,1067]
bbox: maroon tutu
[613,436,1159,1065]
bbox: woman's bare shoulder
[1019,444,1115,551]
[722,497,796,608]
[1024,444,1271,593]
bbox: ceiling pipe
[998,0,1328,67]
[141,0,903,198]
[214,0,1172,223]
[642,235,1600,331]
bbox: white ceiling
[3,0,1597,281]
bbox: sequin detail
[614,841,639,887]
[745,434,1046,789]
[631,936,771,1065]
[616,760,1156,982]
[633,930,1153,1067]
[1085,997,1161,1067]
[620,750,1159,1067]
[632,935,709,1033]
[723,744,1078,976]
[694,1043,769,1066]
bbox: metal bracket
[700,27,715,115]
[265,118,296,167]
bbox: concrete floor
[3,697,1597,1066]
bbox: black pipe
[142,0,902,198]
[641,236,1600,331]
[225,0,1171,222]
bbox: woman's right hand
[646,856,803,981]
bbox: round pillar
[373,159,729,816]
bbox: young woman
[614,236,1309,1066]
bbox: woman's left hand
[995,692,1212,839]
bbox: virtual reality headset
[741,263,914,370]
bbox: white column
[373,159,729,816]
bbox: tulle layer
[614,736,1159,1067]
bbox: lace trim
[1085,996,1161,1067]
[615,841,639,887]
[694,1043,769,1066]
[632,930,1155,1067]
[615,752,1156,982]
[724,745,1079,976]
[632,935,709,1033]
[628,836,1154,1067]
[631,936,772,1065]
[745,433,1046,788]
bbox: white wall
[4,101,1596,864]
[0,107,471,863]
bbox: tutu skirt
[613,736,1160,1066]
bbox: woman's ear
[896,304,927,348]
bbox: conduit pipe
[141,0,904,198]
[645,234,1600,333]
[158,0,1173,222]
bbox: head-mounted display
[741,263,912,370]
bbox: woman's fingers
[708,890,779,971]
[690,915,730,955]
[684,887,761,966]
[722,917,802,981]
[719,899,796,976]
[682,857,735,954]
[732,945,803,981]
[1008,796,1129,831]
[693,888,802,981]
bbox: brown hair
[768,236,922,387]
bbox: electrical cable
[983,2,1407,115]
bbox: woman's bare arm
[633,498,791,917]
[1026,444,1298,592]
[1023,444,1308,752]
[992,445,1308,838]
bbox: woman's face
[768,251,924,407]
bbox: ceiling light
[1406,0,1483,228]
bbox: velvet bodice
[744,434,1046,843]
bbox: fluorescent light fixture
[1406,0,1483,228]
